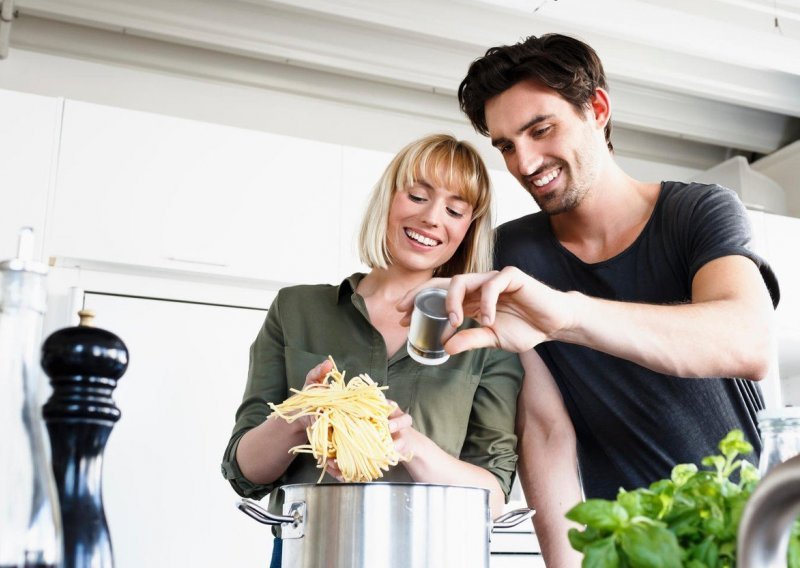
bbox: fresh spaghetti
[269,357,408,482]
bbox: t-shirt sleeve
[220,292,288,499]
[683,184,780,308]
[458,348,524,501]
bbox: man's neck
[550,164,661,264]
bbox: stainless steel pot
[238,482,534,568]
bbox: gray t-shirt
[494,181,780,499]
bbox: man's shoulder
[494,211,553,270]
[660,180,738,205]
[495,210,549,241]
[653,181,743,225]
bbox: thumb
[444,327,499,355]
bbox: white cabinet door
[762,214,800,396]
[81,292,272,568]
[339,146,393,275]
[491,168,538,227]
[0,88,61,260]
[50,101,342,285]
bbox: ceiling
[4,0,800,155]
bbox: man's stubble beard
[527,172,589,216]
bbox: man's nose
[515,144,543,178]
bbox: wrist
[269,412,309,442]
[551,290,585,342]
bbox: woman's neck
[356,266,434,302]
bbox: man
[454,34,780,565]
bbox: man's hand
[397,267,576,355]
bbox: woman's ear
[590,88,611,129]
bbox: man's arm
[556,254,775,380]
[434,255,775,381]
[517,349,583,568]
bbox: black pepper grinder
[41,309,129,568]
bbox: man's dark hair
[458,34,613,151]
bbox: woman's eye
[407,193,425,203]
[446,207,465,219]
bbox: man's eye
[498,144,513,155]
[532,126,551,138]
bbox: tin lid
[413,288,448,319]
[0,227,48,275]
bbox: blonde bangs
[396,141,490,220]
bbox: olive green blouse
[221,274,523,514]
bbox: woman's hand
[273,359,333,432]
[324,400,415,481]
[387,402,415,459]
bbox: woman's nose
[420,202,441,227]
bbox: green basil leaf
[582,535,620,568]
[739,460,760,485]
[719,428,753,458]
[671,463,697,486]
[618,489,663,519]
[619,523,682,568]
[568,527,595,552]
[567,499,628,531]
[687,535,719,565]
[701,455,725,473]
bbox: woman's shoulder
[276,273,365,303]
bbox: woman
[221,134,523,567]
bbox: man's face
[484,80,606,215]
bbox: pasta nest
[269,357,409,482]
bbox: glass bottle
[0,227,63,568]
[757,406,800,477]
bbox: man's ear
[590,88,611,129]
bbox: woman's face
[385,173,474,274]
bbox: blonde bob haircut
[358,134,494,277]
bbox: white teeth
[533,168,561,187]
[405,229,439,247]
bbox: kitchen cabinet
[747,210,800,406]
[339,146,392,275]
[0,88,61,261]
[80,291,272,568]
[759,213,800,404]
[48,100,343,285]
[492,167,539,225]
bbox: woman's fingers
[386,401,413,433]
[304,359,333,386]
[325,459,343,481]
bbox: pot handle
[491,507,535,531]
[237,498,296,526]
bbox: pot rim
[280,481,489,494]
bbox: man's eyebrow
[491,114,553,147]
